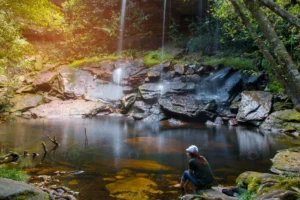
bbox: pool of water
[0,116,293,199]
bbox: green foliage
[0,0,64,73]
[203,56,254,70]
[143,50,174,67]
[238,190,256,200]
[169,19,186,47]
[267,80,284,93]
[69,55,118,67]
[0,167,29,182]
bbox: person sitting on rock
[174,145,215,191]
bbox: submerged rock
[105,177,163,200]
[0,178,48,199]
[259,109,300,137]
[236,91,273,126]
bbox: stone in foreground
[0,178,48,200]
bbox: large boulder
[10,94,44,112]
[271,148,300,174]
[32,71,58,91]
[259,109,300,137]
[0,178,48,199]
[138,81,195,103]
[27,100,105,118]
[130,101,166,122]
[158,95,215,122]
[236,91,273,126]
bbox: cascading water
[161,0,167,61]
[114,0,127,86]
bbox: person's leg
[175,170,199,188]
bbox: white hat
[186,145,198,154]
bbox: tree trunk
[244,0,300,111]
[260,0,300,29]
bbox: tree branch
[260,0,300,29]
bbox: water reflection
[0,117,291,199]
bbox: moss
[69,55,118,67]
[143,50,174,67]
[238,190,256,200]
[0,167,29,182]
[267,81,284,93]
[202,56,255,70]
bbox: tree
[0,0,63,73]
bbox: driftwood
[0,152,20,164]
[47,134,59,146]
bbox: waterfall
[113,68,123,85]
[161,0,167,61]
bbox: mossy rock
[236,171,300,198]
[271,148,300,174]
[259,109,300,137]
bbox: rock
[161,118,186,127]
[32,71,58,91]
[15,85,36,94]
[185,67,194,75]
[28,100,105,118]
[236,91,273,126]
[138,81,195,103]
[11,94,44,112]
[121,94,137,113]
[0,75,8,88]
[229,101,240,114]
[272,94,294,112]
[271,148,300,174]
[0,178,48,199]
[259,109,300,137]
[147,71,161,82]
[158,95,200,119]
[228,119,238,126]
[236,171,300,200]
[122,86,134,94]
[181,187,237,200]
[204,101,218,113]
[181,74,201,83]
[173,64,185,75]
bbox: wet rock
[0,178,48,199]
[11,94,44,112]
[28,100,105,118]
[228,119,238,126]
[162,118,186,127]
[203,101,218,113]
[181,74,201,83]
[245,72,265,90]
[158,95,200,119]
[147,71,161,82]
[229,101,240,114]
[236,91,273,126]
[121,94,137,113]
[259,109,300,137]
[173,64,185,75]
[181,187,236,200]
[138,81,195,103]
[271,148,300,174]
[123,86,134,94]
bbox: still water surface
[0,116,292,199]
